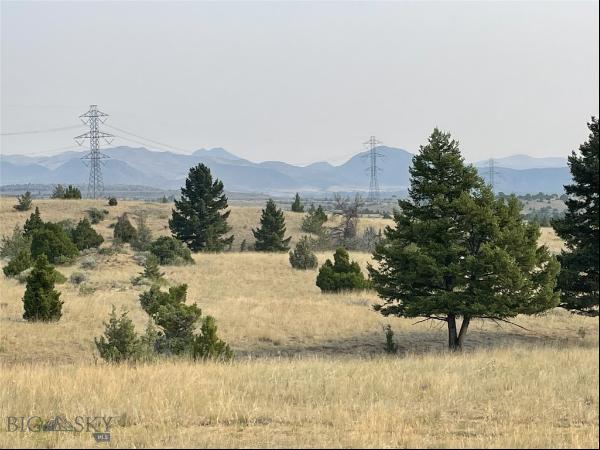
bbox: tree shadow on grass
[233,323,598,359]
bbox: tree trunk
[447,314,471,352]
[447,314,458,351]
[457,316,471,350]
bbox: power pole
[363,135,383,202]
[74,105,113,199]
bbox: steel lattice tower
[74,105,114,199]
[487,158,499,192]
[363,136,383,202]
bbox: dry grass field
[0,198,597,448]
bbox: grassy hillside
[0,198,596,448]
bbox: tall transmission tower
[74,105,114,199]
[487,158,499,192]
[363,135,383,202]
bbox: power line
[105,124,191,153]
[74,105,114,199]
[1,125,83,136]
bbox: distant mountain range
[0,146,571,195]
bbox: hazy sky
[1,1,598,164]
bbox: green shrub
[86,208,108,224]
[3,250,32,277]
[316,247,369,292]
[139,284,231,360]
[289,236,318,270]
[71,218,104,250]
[149,236,193,265]
[95,306,142,363]
[80,256,98,270]
[70,271,87,285]
[108,197,118,206]
[113,214,137,243]
[22,255,63,322]
[78,284,96,296]
[13,191,32,211]
[0,225,31,260]
[98,246,120,256]
[30,223,79,264]
[131,214,153,251]
[139,284,201,355]
[384,325,398,354]
[51,184,66,199]
[15,268,32,284]
[191,316,233,361]
[63,185,82,199]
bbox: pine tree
[23,207,43,236]
[301,204,328,234]
[253,199,291,252]
[22,255,63,321]
[192,316,234,361]
[289,236,318,269]
[141,254,164,282]
[553,117,599,315]
[95,306,142,363]
[291,193,304,212]
[169,163,234,252]
[369,128,560,351]
[14,191,32,211]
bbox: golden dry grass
[1,348,598,448]
[0,198,595,448]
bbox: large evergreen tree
[23,255,63,321]
[553,117,599,315]
[369,128,560,351]
[169,163,233,252]
[253,199,291,252]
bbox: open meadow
[0,198,598,448]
